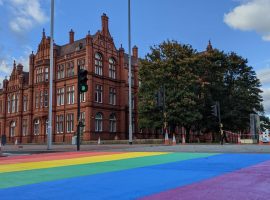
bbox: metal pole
[77,66,81,151]
[47,0,54,150]
[128,0,132,144]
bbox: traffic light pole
[77,66,81,151]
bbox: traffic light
[211,104,218,117]
[78,69,88,93]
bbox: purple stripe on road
[140,160,270,200]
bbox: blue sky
[0,0,270,114]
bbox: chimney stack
[101,13,109,35]
[132,46,138,58]
[69,29,74,44]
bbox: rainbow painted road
[1,152,270,200]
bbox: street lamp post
[47,0,54,150]
[128,0,132,145]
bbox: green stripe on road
[0,153,217,189]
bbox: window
[109,58,116,79]
[78,58,85,70]
[40,91,43,108]
[67,86,75,104]
[12,94,16,113]
[95,53,103,75]
[36,67,43,83]
[10,121,16,137]
[67,62,74,77]
[0,100,2,113]
[45,119,48,135]
[95,113,103,132]
[45,67,49,81]
[95,85,103,103]
[80,92,86,102]
[16,94,19,112]
[7,96,10,113]
[35,92,39,108]
[128,71,135,86]
[109,87,116,105]
[44,90,48,107]
[57,64,65,79]
[109,113,116,133]
[80,112,85,132]
[57,88,65,106]
[23,96,28,111]
[34,119,40,135]
[66,113,74,132]
[56,115,64,133]
[22,119,28,136]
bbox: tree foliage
[139,40,264,142]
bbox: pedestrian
[220,123,225,145]
[1,134,6,146]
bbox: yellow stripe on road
[0,152,168,173]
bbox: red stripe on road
[0,152,121,164]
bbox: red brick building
[0,14,139,144]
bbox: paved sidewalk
[1,143,270,154]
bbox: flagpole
[48,0,54,150]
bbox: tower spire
[206,40,213,52]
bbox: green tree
[139,41,202,142]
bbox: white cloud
[0,46,31,87]
[257,67,270,85]
[262,88,270,114]
[224,0,270,41]
[7,0,48,34]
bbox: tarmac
[1,143,270,155]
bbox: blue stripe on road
[1,154,270,200]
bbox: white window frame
[95,85,103,103]
[95,113,103,132]
[95,53,103,76]
[34,119,40,135]
[109,58,116,79]
[109,114,116,133]
[10,121,16,137]
[109,87,116,105]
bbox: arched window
[10,121,16,137]
[95,53,103,76]
[95,113,103,132]
[109,58,116,79]
[109,113,116,133]
[34,119,40,135]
